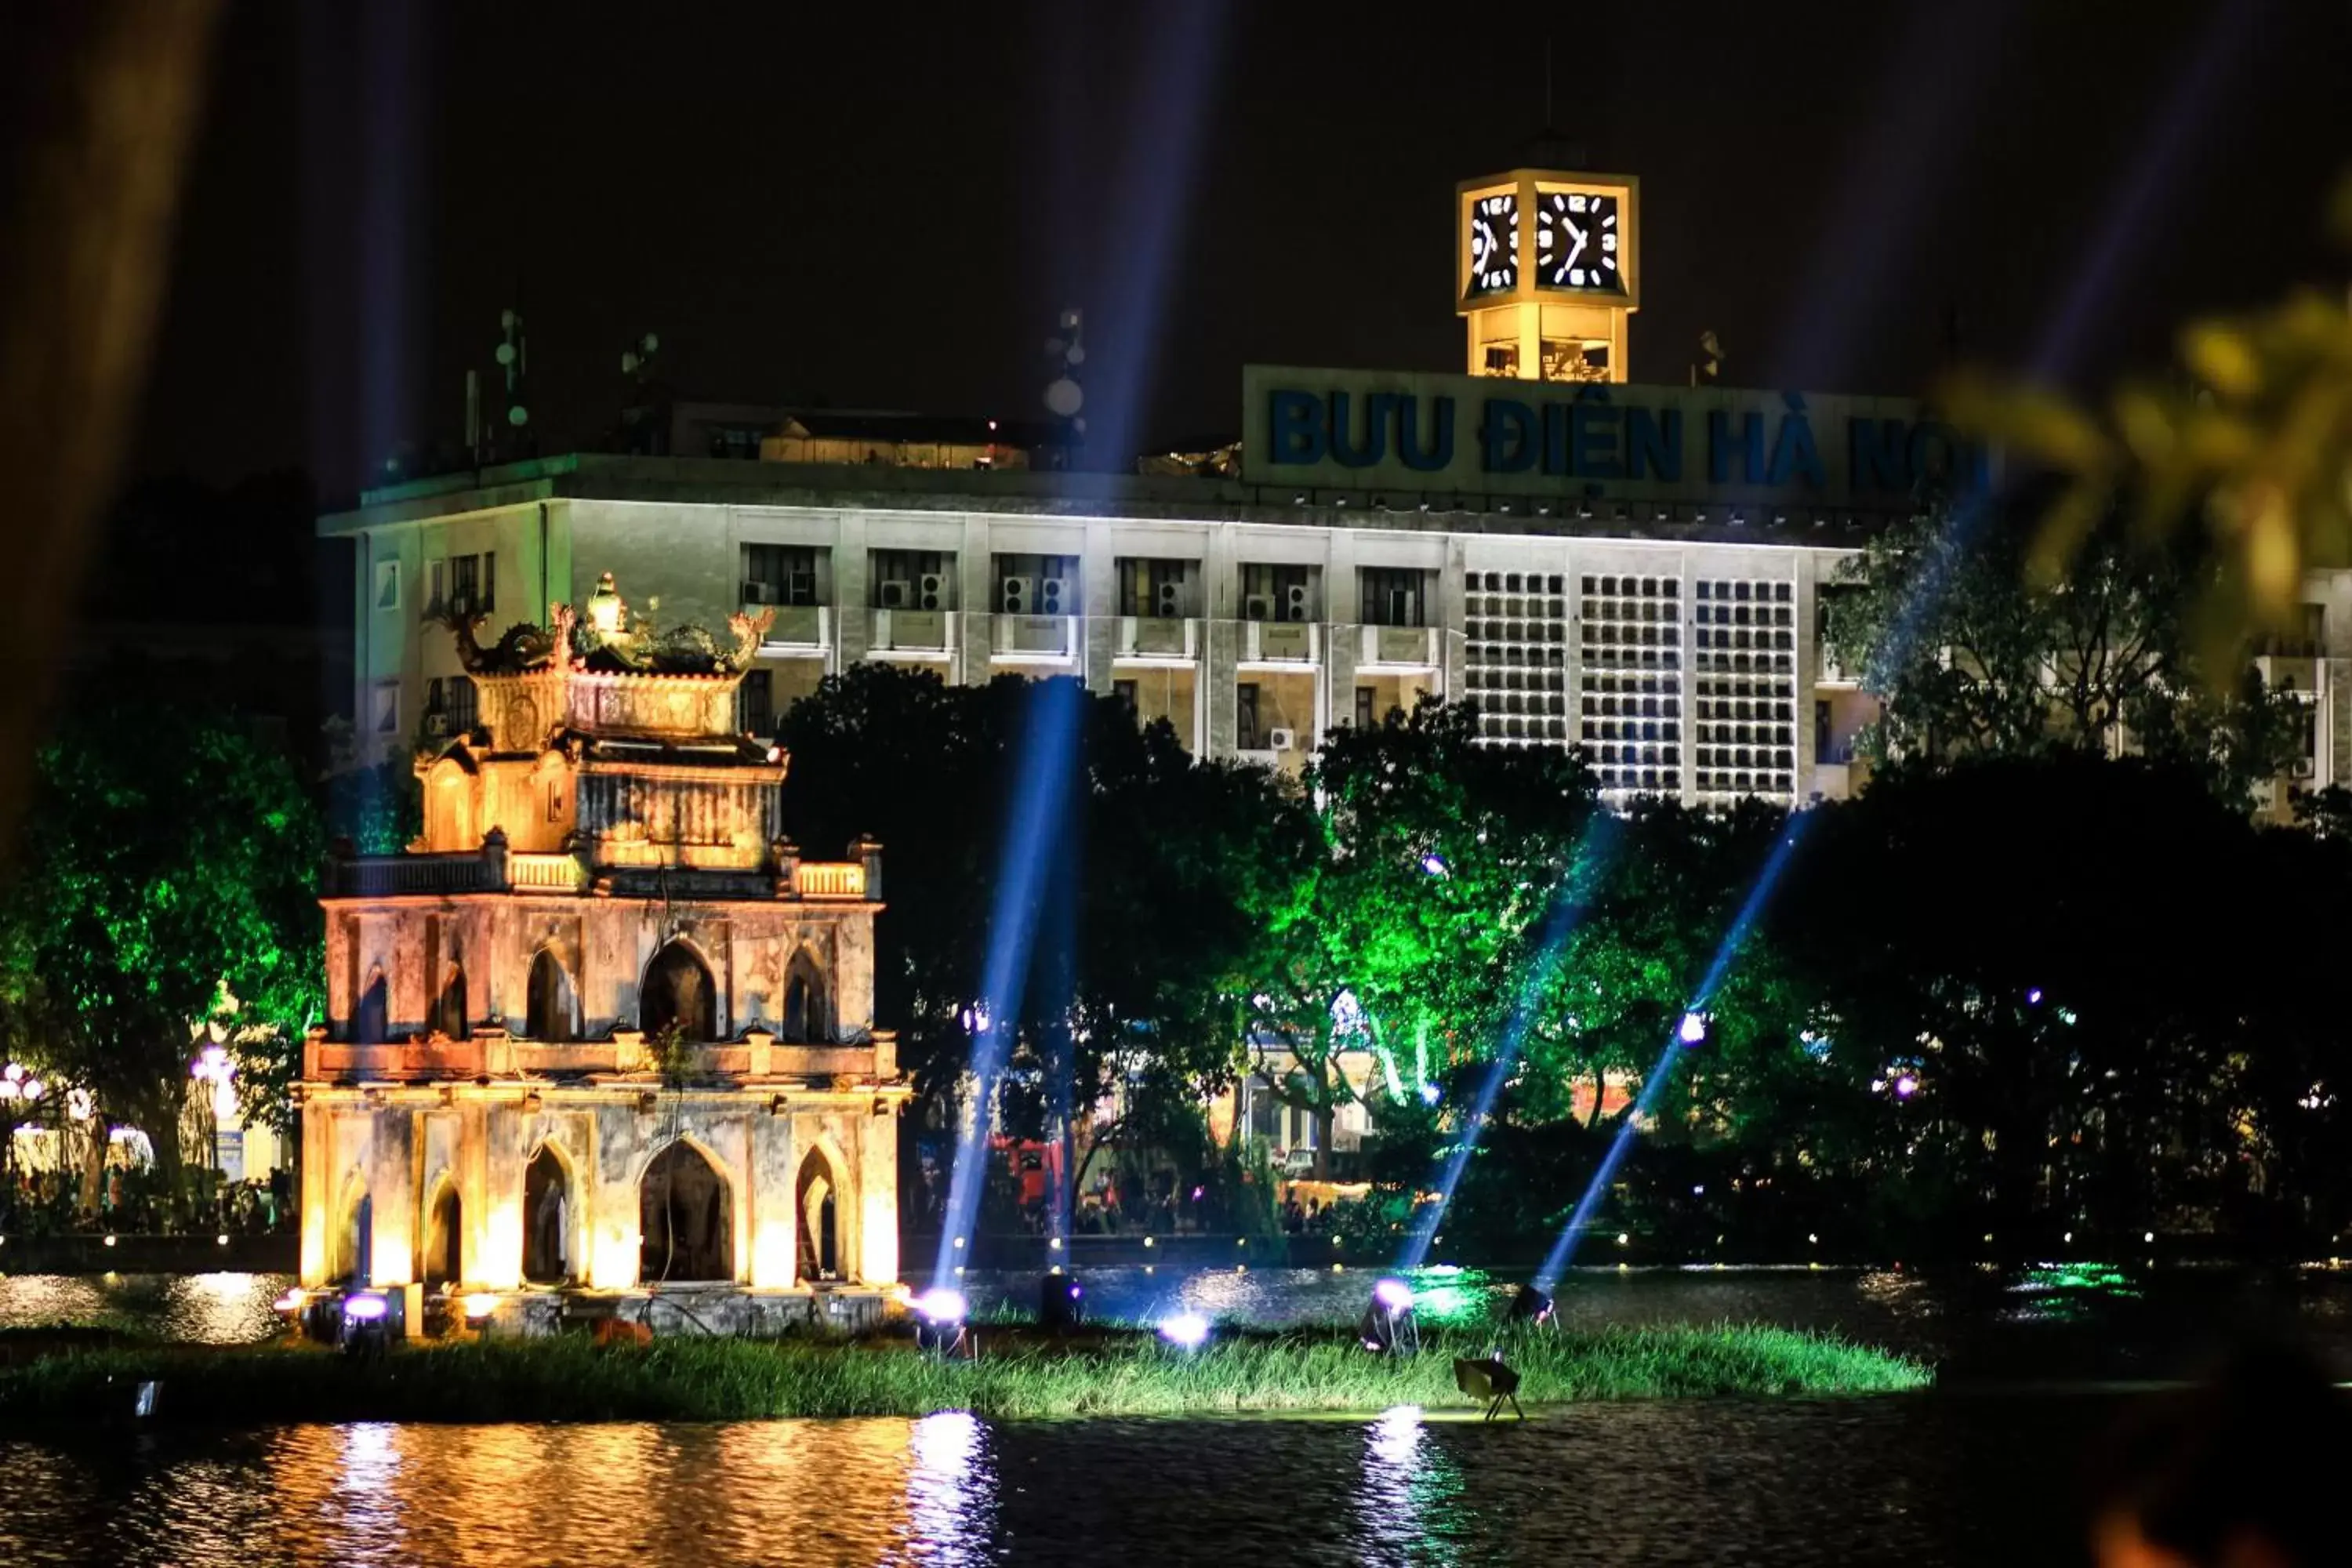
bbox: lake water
[4,1262,2345,1565]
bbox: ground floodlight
[1038,1272,1084,1333]
[338,1292,391,1359]
[1677,1011,1708,1046]
[1505,1283,1555,1329]
[1361,1278,1420,1356]
[1454,1353,1526,1421]
[1159,1312,1210,1349]
[913,1287,970,1357]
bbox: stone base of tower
[451,1282,905,1339]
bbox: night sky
[132,1,2350,503]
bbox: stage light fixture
[1505,1283,1555,1327]
[1359,1278,1420,1356]
[1038,1272,1084,1333]
[1159,1312,1210,1349]
[1454,1353,1526,1421]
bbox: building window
[374,561,401,612]
[1355,685,1375,730]
[1240,564,1315,622]
[871,550,953,610]
[1112,679,1138,717]
[1689,577,1800,804]
[744,544,822,607]
[1360,568,1428,627]
[993,554,1079,615]
[1578,572,1684,800]
[374,681,401,735]
[447,676,478,735]
[1464,568,1570,746]
[1117,558,1195,619]
[1237,682,1263,750]
[739,669,775,736]
[448,553,494,615]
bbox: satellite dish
[495,343,516,366]
[500,309,517,329]
[1044,377,1083,418]
[1059,307,1082,330]
[1073,416,1087,435]
[621,351,638,374]
[1044,337,1065,356]
[641,332,659,354]
[1065,344,1086,366]
[508,405,529,426]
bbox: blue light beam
[1396,816,1619,1272]
[932,678,1087,1287]
[1533,815,1811,1291]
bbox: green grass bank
[0,1322,1929,1427]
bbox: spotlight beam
[932,679,1087,1288]
[1396,815,1618,1272]
[1534,817,1810,1291]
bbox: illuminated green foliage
[0,702,323,1152]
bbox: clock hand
[1566,220,1587,271]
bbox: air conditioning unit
[1000,575,1035,615]
[422,713,451,738]
[1388,588,1416,625]
[1283,583,1312,622]
[1039,577,1069,615]
[742,580,776,605]
[1243,593,1275,621]
[1154,579,1184,618]
[2293,757,2318,779]
[1267,727,1298,751]
[879,579,912,609]
[918,572,948,611]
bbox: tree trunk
[1312,1101,1334,1180]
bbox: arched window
[523,1144,572,1283]
[332,1181,372,1284]
[796,1146,841,1282]
[526,949,576,1043]
[641,941,716,1042]
[355,967,389,1044]
[782,956,827,1044]
[434,964,470,1040]
[423,1182,463,1288]
[640,1141,732,1282]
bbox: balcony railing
[1243,620,1318,663]
[873,608,953,652]
[793,861,868,898]
[991,613,1075,658]
[749,604,829,648]
[1118,615,1198,659]
[1359,624,1439,668]
[326,853,504,898]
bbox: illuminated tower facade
[1457,166,1640,383]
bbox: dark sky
[132,1,2350,503]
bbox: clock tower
[1457,165,1640,383]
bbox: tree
[1826,506,2303,804]
[1236,699,1599,1174]
[775,665,1308,1200]
[0,701,323,1189]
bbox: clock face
[1536,191,1624,293]
[1465,192,1519,296]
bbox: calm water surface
[3,1263,2344,1566]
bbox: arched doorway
[641,941,716,1041]
[523,1144,572,1283]
[782,956,826,1044]
[423,1182,463,1288]
[796,1148,840,1282]
[526,949,576,1042]
[332,1181,372,1284]
[355,968,388,1044]
[434,964,470,1040]
[640,1141,731,1282]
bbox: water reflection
[1353,1406,1468,1566]
[0,1271,288,1342]
[906,1410,1000,1563]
